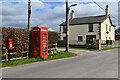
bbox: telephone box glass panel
[42,33,46,55]
[34,33,39,50]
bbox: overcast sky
[1,0,120,32]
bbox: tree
[115,27,120,35]
[115,27,120,40]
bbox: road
[2,48,118,78]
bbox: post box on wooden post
[6,38,14,61]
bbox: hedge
[2,27,30,53]
[1,27,58,54]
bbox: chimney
[105,5,110,16]
[70,10,75,19]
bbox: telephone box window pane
[34,33,39,49]
[42,34,46,53]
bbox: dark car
[86,43,97,49]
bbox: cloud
[31,0,44,9]
[1,2,27,28]
[1,1,119,31]
[1,0,44,28]
[48,28,55,31]
[40,0,120,2]
[43,2,118,31]
[70,2,118,28]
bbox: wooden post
[99,40,101,50]
[28,0,31,31]
[28,0,31,58]
[55,43,57,51]
[65,0,69,52]
[8,49,10,61]
[27,51,29,58]
[5,49,8,61]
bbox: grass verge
[70,46,120,51]
[70,47,98,51]
[101,46,120,51]
[1,51,77,67]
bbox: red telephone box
[6,38,13,50]
[32,26,48,59]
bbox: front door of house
[86,35,96,43]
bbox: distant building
[59,5,115,47]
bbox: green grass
[47,51,77,60]
[71,46,120,51]
[70,47,98,51]
[1,51,77,67]
[118,46,120,48]
[101,46,120,51]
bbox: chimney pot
[105,5,109,16]
[71,10,75,19]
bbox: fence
[48,43,58,55]
[1,27,58,54]
[2,43,57,62]
[58,40,119,49]
[101,40,120,49]
[2,49,29,62]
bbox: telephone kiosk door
[32,31,39,58]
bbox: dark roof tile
[59,15,107,26]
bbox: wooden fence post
[27,51,29,58]
[99,40,101,50]
[8,49,11,61]
[5,49,8,61]
[55,43,57,51]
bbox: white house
[59,5,115,48]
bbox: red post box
[6,38,13,50]
[32,26,48,59]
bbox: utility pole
[65,0,69,52]
[28,0,31,31]
[28,0,31,58]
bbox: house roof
[59,15,115,26]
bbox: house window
[109,26,111,32]
[63,26,66,33]
[63,37,66,41]
[89,24,93,32]
[106,24,108,31]
[78,36,83,42]
[109,37,111,40]
[60,27,61,33]
[106,37,107,40]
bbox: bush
[57,40,66,47]
[1,27,58,55]
[48,31,58,44]
[2,27,30,53]
[86,43,98,49]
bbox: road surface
[2,48,118,78]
